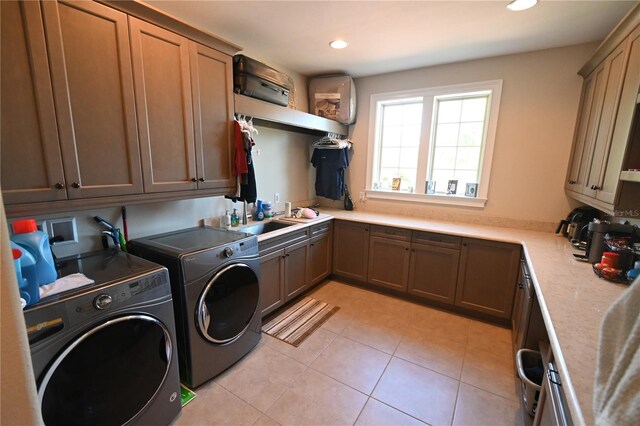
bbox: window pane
[381,147,400,167]
[461,97,487,122]
[383,105,403,126]
[437,100,462,123]
[400,147,419,166]
[459,123,483,146]
[382,125,401,147]
[402,103,423,125]
[401,125,421,147]
[456,147,481,170]
[435,123,459,147]
[433,147,456,169]
[398,169,416,191]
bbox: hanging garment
[311,147,349,200]
[233,120,248,176]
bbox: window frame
[365,80,503,208]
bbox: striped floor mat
[262,297,340,347]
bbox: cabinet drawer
[258,229,309,255]
[412,231,461,249]
[310,221,332,237]
[370,225,411,241]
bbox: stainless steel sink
[239,221,293,235]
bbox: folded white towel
[39,273,95,299]
[594,276,640,425]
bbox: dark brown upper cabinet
[189,42,235,191]
[130,17,197,193]
[42,0,143,198]
[1,0,66,204]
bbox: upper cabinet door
[42,0,143,199]
[582,43,627,199]
[597,26,640,205]
[189,42,235,190]
[130,17,197,193]
[1,0,66,204]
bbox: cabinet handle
[462,243,467,247]
[198,177,205,182]
[364,228,369,232]
[281,255,286,259]
[310,243,315,247]
[412,248,415,252]
[54,182,65,189]
[568,180,576,185]
[593,185,601,190]
[286,253,290,257]
[405,248,409,251]
[71,182,80,188]
[190,177,197,182]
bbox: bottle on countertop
[231,209,239,227]
[255,200,265,221]
[10,219,57,286]
[223,210,231,230]
[11,242,39,306]
[263,201,273,218]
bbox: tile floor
[174,281,524,426]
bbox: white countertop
[251,208,629,425]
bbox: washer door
[197,263,259,344]
[38,315,172,426]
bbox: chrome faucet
[242,201,249,225]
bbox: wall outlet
[48,217,78,245]
[274,192,280,204]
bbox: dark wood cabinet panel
[408,243,460,304]
[367,236,410,292]
[1,0,66,204]
[189,42,235,190]
[259,249,285,317]
[130,17,197,193]
[42,0,142,198]
[284,239,309,301]
[333,220,369,281]
[455,238,521,319]
[309,231,332,286]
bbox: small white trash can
[516,349,543,416]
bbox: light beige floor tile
[265,368,368,426]
[461,346,520,401]
[355,398,426,426]
[467,320,513,357]
[311,335,391,394]
[216,344,307,412]
[341,310,407,354]
[372,357,459,426]
[253,414,281,426]
[319,304,362,334]
[453,383,523,426]
[261,328,337,365]
[175,382,262,426]
[395,326,467,379]
[408,309,470,345]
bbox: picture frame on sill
[465,183,478,197]
[392,178,402,191]
[425,181,436,194]
[447,180,458,195]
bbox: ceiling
[145,1,638,77]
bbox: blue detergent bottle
[11,242,39,306]
[11,219,57,286]
[255,200,265,221]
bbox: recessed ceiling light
[507,0,538,11]
[330,40,348,49]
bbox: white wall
[321,43,598,231]
[14,124,316,258]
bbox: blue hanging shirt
[311,148,349,200]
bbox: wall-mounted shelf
[620,170,640,182]
[234,94,348,136]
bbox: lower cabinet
[408,243,460,305]
[455,238,521,319]
[284,240,310,300]
[333,220,369,281]
[309,223,333,286]
[258,249,285,316]
[367,235,411,291]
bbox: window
[367,81,502,207]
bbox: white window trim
[365,80,503,208]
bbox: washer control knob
[94,294,113,310]
[222,247,234,258]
